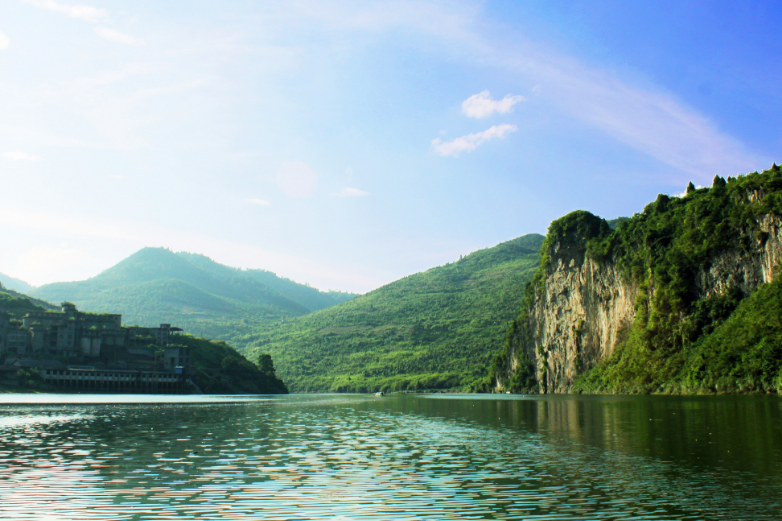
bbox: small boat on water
[374,391,384,397]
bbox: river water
[0,393,780,520]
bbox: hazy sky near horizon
[1,0,780,292]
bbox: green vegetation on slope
[0,283,57,317]
[241,234,544,393]
[493,165,782,394]
[580,166,782,393]
[577,270,782,394]
[684,275,782,391]
[30,248,356,349]
[178,335,288,394]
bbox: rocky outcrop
[495,230,638,394]
[495,205,782,394]
[696,214,782,298]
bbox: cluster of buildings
[0,303,195,393]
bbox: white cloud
[23,0,109,23]
[0,31,9,50]
[94,27,144,45]
[431,124,517,157]
[3,151,39,161]
[277,161,317,197]
[331,187,369,197]
[286,1,762,179]
[671,184,704,198]
[247,198,271,205]
[461,90,524,118]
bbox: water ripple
[0,394,779,520]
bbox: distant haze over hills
[29,247,356,349]
[0,272,35,294]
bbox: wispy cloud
[0,31,8,50]
[520,56,762,179]
[432,124,517,157]
[3,151,39,161]
[289,2,763,179]
[23,0,109,23]
[462,90,524,118]
[94,27,144,45]
[331,187,369,197]
[247,198,271,205]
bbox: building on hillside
[6,303,183,359]
[0,312,28,354]
[0,303,194,392]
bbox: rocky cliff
[492,166,782,394]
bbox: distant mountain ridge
[0,272,35,294]
[30,248,356,348]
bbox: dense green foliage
[580,167,782,392]
[606,217,630,230]
[578,271,782,394]
[241,234,544,393]
[685,276,782,391]
[0,284,57,317]
[30,248,355,349]
[177,335,288,394]
[494,165,782,394]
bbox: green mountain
[29,248,356,348]
[491,165,782,394]
[0,273,35,294]
[241,234,544,393]
[0,283,57,316]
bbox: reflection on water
[0,393,780,520]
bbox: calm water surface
[0,393,780,520]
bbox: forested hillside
[241,234,544,393]
[492,165,782,394]
[0,283,57,316]
[30,248,355,349]
[180,335,288,394]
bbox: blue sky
[0,0,779,292]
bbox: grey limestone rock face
[696,215,782,299]
[498,211,782,394]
